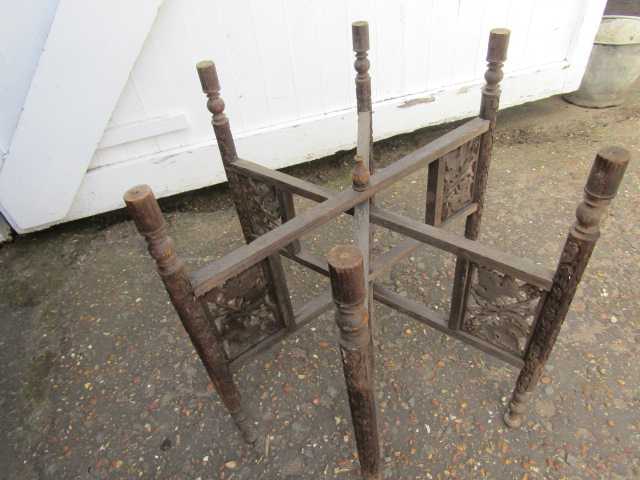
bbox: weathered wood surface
[352,22,375,320]
[278,199,476,283]
[373,284,525,369]
[229,289,334,374]
[123,21,631,468]
[504,146,630,428]
[369,205,554,291]
[193,117,489,295]
[462,266,545,358]
[277,189,302,254]
[230,116,489,203]
[198,60,295,346]
[370,203,477,281]
[123,184,257,443]
[450,28,510,331]
[328,246,380,480]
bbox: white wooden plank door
[0,0,164,233]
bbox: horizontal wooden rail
[193,118,490,295]
[232,159,333,203]
[228,289,334,373]
[369,206,554,291]
[230,117,489,203]
[370,203,477,280]
[278,202,476,281]
[373,284,525,368]
[280,248,328,276]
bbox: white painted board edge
[18,61,571,235]
[0,0,165,232]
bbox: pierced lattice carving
[463,265,543,357]
[202,263,280,359]
[441,137,480,222]
[240,177,281,238]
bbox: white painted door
[0,0,606,234]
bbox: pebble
[566,454,580,467]
[326,386,338,398]
[422,443,434,454]
[544,385,555,396]
[291,421,302,432]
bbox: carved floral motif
[463,265,543,357]
[441,137,480,222]
[515,238,587,391]
[202,263,280,359]
[239,177,281,238]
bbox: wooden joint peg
[352,154,371,192]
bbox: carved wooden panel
[202,263,281,360]
[239,176,281,238]
[441,137,480,222]
[462,265,543,357]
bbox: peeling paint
[154,153,182,166]
[397,97,436,109]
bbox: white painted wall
[0,0,60,155]
[0,0,606,234]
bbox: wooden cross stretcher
[124,22,630,479]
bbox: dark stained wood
[123,185,258,443]
[265,253,296,330]
[370,203,478,281]
[352,20,373,172]
[198,59,295,342]
[352,21,376,311]
[277,199,476,282]
[201,261,282,360]
[277,189,302,254]
[327,246,380,480]
[425,156,446,227]
[229,290,335,373]
[232,117,488,202]
[369,205,555,291]
[469,27,510,237]
[193,117,490,295]
[504,146,630,428]
[352,154,371,191]
[126,24,631,466]
[450,28,510,331]
[291,288,334,330]
[232,158,334,203]
[196,60,251,241]
[279,248,329,276]
[372,284,525,369]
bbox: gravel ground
[1,81,639,480]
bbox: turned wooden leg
[327,245,380,480]
[504,146,629,428]
[124,185,258,443]
[196,60,295,332]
